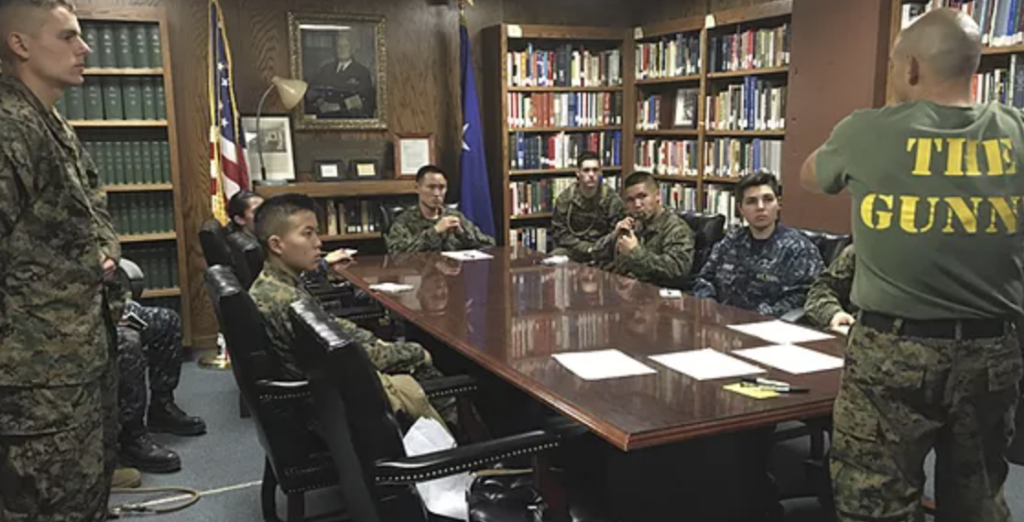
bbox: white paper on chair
[727,320,834,345]
[733,345,845,375]
[649,349,766,381]
[441,250,494,261]
[402,417,474,521]
[552,349,657,380]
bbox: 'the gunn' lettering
[858,137,1020,235]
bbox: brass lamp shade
[271,76,308,110]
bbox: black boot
[120,432,182,473]
[147,393,207,436]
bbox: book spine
[147,24,163,69]
[155,80,167,120]
[122,77,143,120]
[132,25,150,68]
[65,85,86,120]
[99,24,117,68]
[115,23,134,68]
[82,24,100,68]
[141,78,157,120]
[102,77,124,120]
[84,77,104,120]
[112,141,126,185]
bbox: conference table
[336,246,845,452]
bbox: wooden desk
[337,247,843,451]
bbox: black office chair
[117,258,146,301]
[676,211,727,290]
[225,228,264,289]
[795,228,851,267]
[289,299,580,522]
[379,205,407,238]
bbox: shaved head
[891,8,981,104]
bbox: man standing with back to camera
[0,0,121,520]
[802,9,1024,522]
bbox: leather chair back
[205,266,336,492]
[676,211,726,289]
[794,228,852,266]
[379,205,407,237]
[199,220,234,268]
[225,230,263,289]
[116,258,146,301]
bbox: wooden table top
[336,246,844,451]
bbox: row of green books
[83,140,172,185]
[124,245,179,290]
[109,193,175,235]
[82,22,162,70]
[59,77,166,121]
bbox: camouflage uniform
[250,262,450,424]
[692,225,824,317]
[0,76,120,521]
[592,209,696,289]
[116,300,184,436]
[385,206,495,253]
[550,183,626,263]
[805,244,856,328]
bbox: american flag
[208,0,249,224]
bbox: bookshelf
[68,6,191,340]
[482,24,630,249]
[889,1,1024,107]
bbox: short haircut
[0,0,74,64]
[735,171,780,201]
[227,190,261,221]
[254,194,317,251]
[416,164,446,183]
[577,150,600,168]
[623,171,658,192]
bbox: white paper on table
[727,320,834,345]
[552,349,657,381]
[832,324,851,336]
[441,250,494,262]
[649,348,766,381]
[733,345,845,375]
[369,282,415,294]
[402,417,473,521]
[660,288,683,299]
[541,255,569,266]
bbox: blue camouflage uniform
[692,225,824,317]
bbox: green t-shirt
[816,100,1024,320]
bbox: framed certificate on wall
[394,133,435,179]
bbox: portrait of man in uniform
[288,12,387,130]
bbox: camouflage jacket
[805,244,856,327]
[692,225,824,317]
[593,209,696,289]
[551,183,626,263]
[0,76,121,387]
[386,206,495,253]
[250,261,427,380]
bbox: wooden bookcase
[482,1,793,244]
[73,6,193,342]
[481,24,632,247]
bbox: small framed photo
[349,159,380,180]
[394,133,435,179]
[313,159,347,181]
[241,116,296,181]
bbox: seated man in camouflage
[692,172,824,317]
[116,302,206,473]
[550,150,625,263]
[386,165,495,253]
[805,243,856,332]
[250,194,448,426]
[591,171,695,289]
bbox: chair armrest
[780,307,806,324]
[419,375,478,399]
[373,429,562,486]
[254,379,310,401]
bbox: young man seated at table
[249,194,449,426]
[692,172,824,317]
[591,171,695,289]
[386,165,495,253]
[805,243,857,332]
[225,190,264,241]
[550,151,626,263]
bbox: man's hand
[830,311,856,331]
[434,216,462,234]
[102,257,116,281]
[614,217,635,236]
[617,229,639,256]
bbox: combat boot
[120,432,182,473]
[147,392,207,436]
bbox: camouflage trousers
[116,301,183,438]
[0,361,119,522]
[831,319,1023,522]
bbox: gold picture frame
[287,12,388,131]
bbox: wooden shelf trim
[254,180,417,198]
[637,15,707,40]
[635,74,702,85]
[982,43,1024,56]
[507,125,619,133]
[141,287,181,298]
[119,231,176,243]
[507,24,624,41]
[321,232,382,241]
[635,129,700,137]
[653,175,700,182]
[507,86,623,92]
[104,183,173,193]
[510,167,621,176]
[83,67,164,76]
[510,212,553,221]
[69,120,168,128]
[708,0,792,27]
[706,66,789,79]
[703,176,742,184]
[705,129,786,137]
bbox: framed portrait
[394,133,435,179]
[288,12,387,131]
[240,116,296,181]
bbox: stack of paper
[552,349,657,380]
[541,255,569,266]
[733,345,844,374]
[727,320,834,345]
[649,348,765,381]
[442,250,494,261]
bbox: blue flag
[459,18,496,238]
